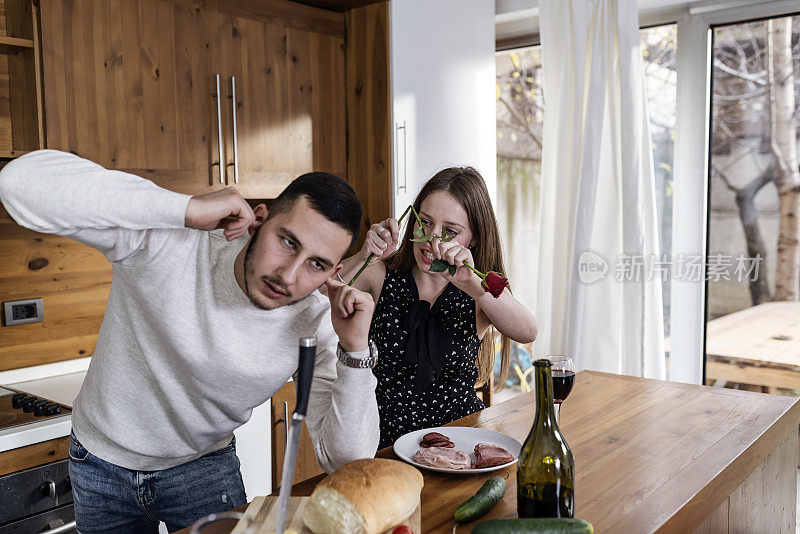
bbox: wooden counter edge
[613,391,800,533]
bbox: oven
[0,458,76,533]
[0,385,76,533]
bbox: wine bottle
[517,359,575,518]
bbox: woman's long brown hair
[385,167,511,391]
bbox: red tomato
[392,526,413,534]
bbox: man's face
[243,197,351,310]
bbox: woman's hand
[433,240,482,294]
[361,218,400,265]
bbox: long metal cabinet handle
[283,401,289,448]
[215,74,225,184]
[231,76,239,184]
[395,121,407,193]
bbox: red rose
[482,271,509,298]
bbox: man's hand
[324,278,375,353]
[185,187,256,241]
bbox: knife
[275,336,316,534]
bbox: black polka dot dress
[370,269,484,449]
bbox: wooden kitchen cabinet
[40,0,347,199]
[270,380,323,490]
[217,4,346,198]
[0,0,45,159]
[0,436,69,477]
[40,0,226,193]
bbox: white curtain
[536,0,666,379]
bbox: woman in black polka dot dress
[338,168,538,449]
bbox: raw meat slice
[412,447,471,470]
[473,442,514,468]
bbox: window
[705,15,800,392]
[641,24,677,346]
[494,46,542,399]
[494,29,677,396]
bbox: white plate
[393,426,522,474]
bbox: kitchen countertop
[0,371,86,452]
[180,371,800,533]
[10,371,86,407]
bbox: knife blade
[275,336,316,534]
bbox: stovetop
[0,385,71,432]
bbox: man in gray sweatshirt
[0,150,381,533]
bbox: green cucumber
[454,476,507,523]
[470,518,594,534]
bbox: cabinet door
[218,7,346,198]
[270,381,323,491]
[40,0,225,193]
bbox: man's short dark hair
[267,172,362,252]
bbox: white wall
[391,0,497,216]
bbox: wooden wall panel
[344,1,391,248]
[0,208,111,372]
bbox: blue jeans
[68,432,247,533]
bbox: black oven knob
[45,403,62,415]
[39,480,56,498]
[34,400,50,416]
[21,397,38,412]
[11,393,27,408]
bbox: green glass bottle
[516,359,575,518]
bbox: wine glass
[546,355,575,424]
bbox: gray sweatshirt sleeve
[0,150,191,264]
[303,305,380,472]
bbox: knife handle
[295,337,316,417]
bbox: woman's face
[412,190,474,275]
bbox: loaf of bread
[302,458,423,534]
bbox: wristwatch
[336,340,379,369]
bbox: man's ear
[249,203,268,236]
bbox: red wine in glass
[552,370,575,403]
[546,355,574,424]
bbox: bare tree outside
[709,16,800,312]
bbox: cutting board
[232,496,421,534]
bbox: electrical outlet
[3,298,44,326]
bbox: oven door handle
[41,520,77,533]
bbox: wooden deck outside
[703,302,800,392]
